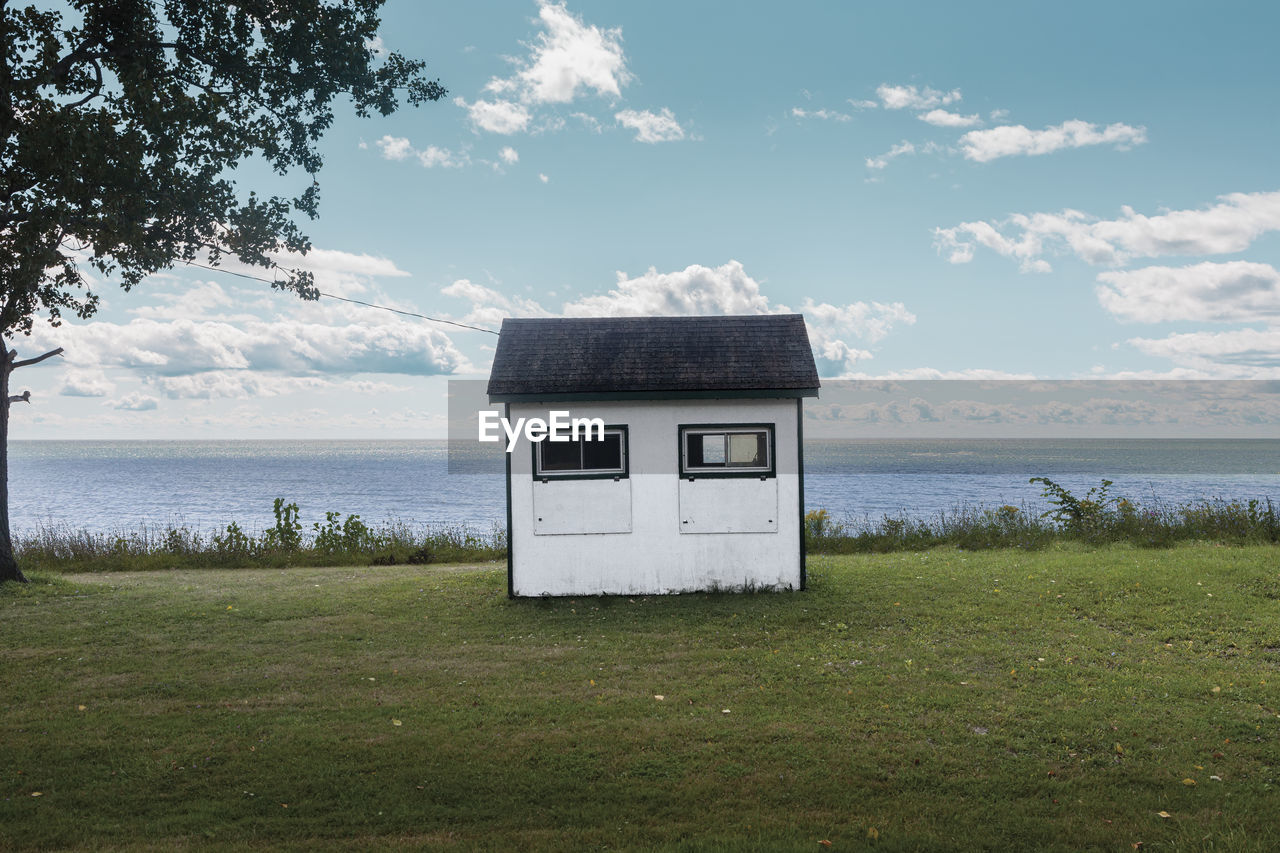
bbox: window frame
[678,422,776,479]
[532,424,629,481]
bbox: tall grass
[14,480,1279,574]
[806,477,1280,553]
[15,497,506,573]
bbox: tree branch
[11,347,63,369]
[61,59,104,110]
[7,390,30,404]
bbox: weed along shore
[11,479,1280,576]
[13,498,508,574]
[3,545,1279,850]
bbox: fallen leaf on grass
[392,719,402,727]
[654,695,664,701]
[30,792,42,797]
[867,826,879,840]
[1182,778,1196,786]
[818,841,832,848]
[1210,775,1222,781]
[1157,811,1171,819]
[77,705,86,711]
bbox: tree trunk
[0,345,26,583]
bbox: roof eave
[487,387,821,404]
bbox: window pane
[695,433,726,465]
[540,439,581,472]
[582,432,622,470]
[727,432,765,466]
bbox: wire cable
[181,260,500,335]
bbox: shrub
[1030,476,1119,539]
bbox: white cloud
[847,98,880,110]
[568,263,916,363]
[876,84,961,110]
[499,146,519,164]
[198,245,410,300]
[288,248,411,280]
[1097,261,1280,323]
[455,97,531,135]
[56,368,114,397]
[113,392,159,411]
[959,119,1147,162]
[837,368,1035,380]
[865,140,915,170]
[918,109,981,128]
[564,262,775,317]
[445,260,914,375]
[1127,328,1280,374]
[31,316,469,378]
[799,298,915,370]
[539,173,549,183]
[150,372,332,400]
[417,146,460,168]
[130,280,235,321]
[463,0,629,138]
[792,107,852,122]
[375,134,464,167]
[571,112,602,132]
[29,241,471,394]
[375,135,414,160]
[933,218,1053,273]
[614,108,686,143]
[512,1,630,104]
[935,190,1280,271]
[442,279,552,329]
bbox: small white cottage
[486,314,820,597]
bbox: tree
[0,0,445,582]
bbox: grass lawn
[2,545,1279,851]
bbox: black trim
[489,388,819,404]
[531,424,630,481]
[678,422,776,479]
[504,402,514,599]
[797,398,806,592]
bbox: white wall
[506,398,803,596]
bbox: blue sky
[15,0,1280,438]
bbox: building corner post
[796,397,806,591]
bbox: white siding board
[532,478,632,535]
[678,478,778,533]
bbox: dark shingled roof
[487,315,820,401]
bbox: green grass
[2,545,1279,851]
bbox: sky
[14,0,1280,439]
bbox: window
[534,426,628,479]
[680,424,774,477]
